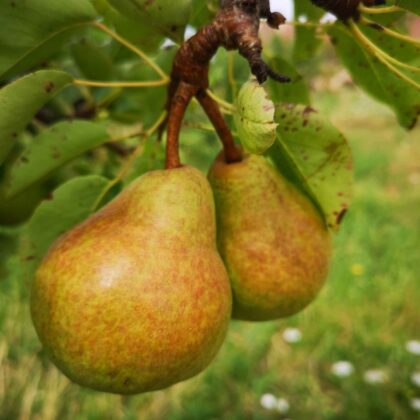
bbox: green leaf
[111,46,177,125]
[268,104,353,231]
[0,0,96,80]
[3,120,110,198]
[0,70,73,166]
[293,0,324,63]
[266,57,311,105]
[328,24,420,129]
[397,0,420,15]
[107,0,191,43]
[21,175,109,277]
[0,182,46,226]
[90,0,163,53]
[190,0,218,27]
[234,80,277,155]
[71,38,114,81]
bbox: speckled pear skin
[208,154,332,321]
[31,166,232,394]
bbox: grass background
[0,79,419,419]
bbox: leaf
[71,39,114,81]
[234,80,277,155]
[268,104,353,231]
[111,46,177,125]
[21,175,109,277]
[107,0,192,43]
[328,24,420,129]
[90,0,163,53]
[397,0,420,15]
[190,0,218,28]
[0,70,73,166]
[3,120,110,198]
[0,0,96,80]
[266,56,311,105]
[293,0,324,63]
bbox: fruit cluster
[31,149,331,394]
[30,0,331,395]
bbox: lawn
[0,84,419,419]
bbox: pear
[31,166,232,394]
[208,153,331,321]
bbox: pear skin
[208,154,331,321]
[31,166,232,394]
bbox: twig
[206,89,236,112]
[105,143,135,157]
[348,20,420,89]
[182,121,216,132]
[92,21,169,82]
[359,5,404,15]
[73,79,169,88]
[92,111,167,210]
[227,52,238,99]
[360,16,420,47]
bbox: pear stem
[165,82,196,169]
[164,83,243,169]
[196,90,242,164]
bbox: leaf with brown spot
[3,120,109,198]
[0,70,73,166]
[268,103,353,231]
[0,0,96,79]
[328,24,420,130]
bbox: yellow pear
[31,166,232,394]
[208,153,331,321]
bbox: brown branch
[162,0,289,167]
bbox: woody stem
[196,90,242,164]
[165,83,196,169]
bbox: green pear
[31,166,232,394]
[208,153,332,321]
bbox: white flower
[411,372,420,387]
[410,398,420,411]
[260,394,290,414]
[297,14,308,23]
[406,340,420,355]
[276,398,290,414]
[363,369,388,385]
[331,361,354,377]
[260,393,277,410]
[282,328,302,344]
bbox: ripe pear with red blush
[31,166,232,394]
[208,153,332,321]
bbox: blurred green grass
[0,86,419,420]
